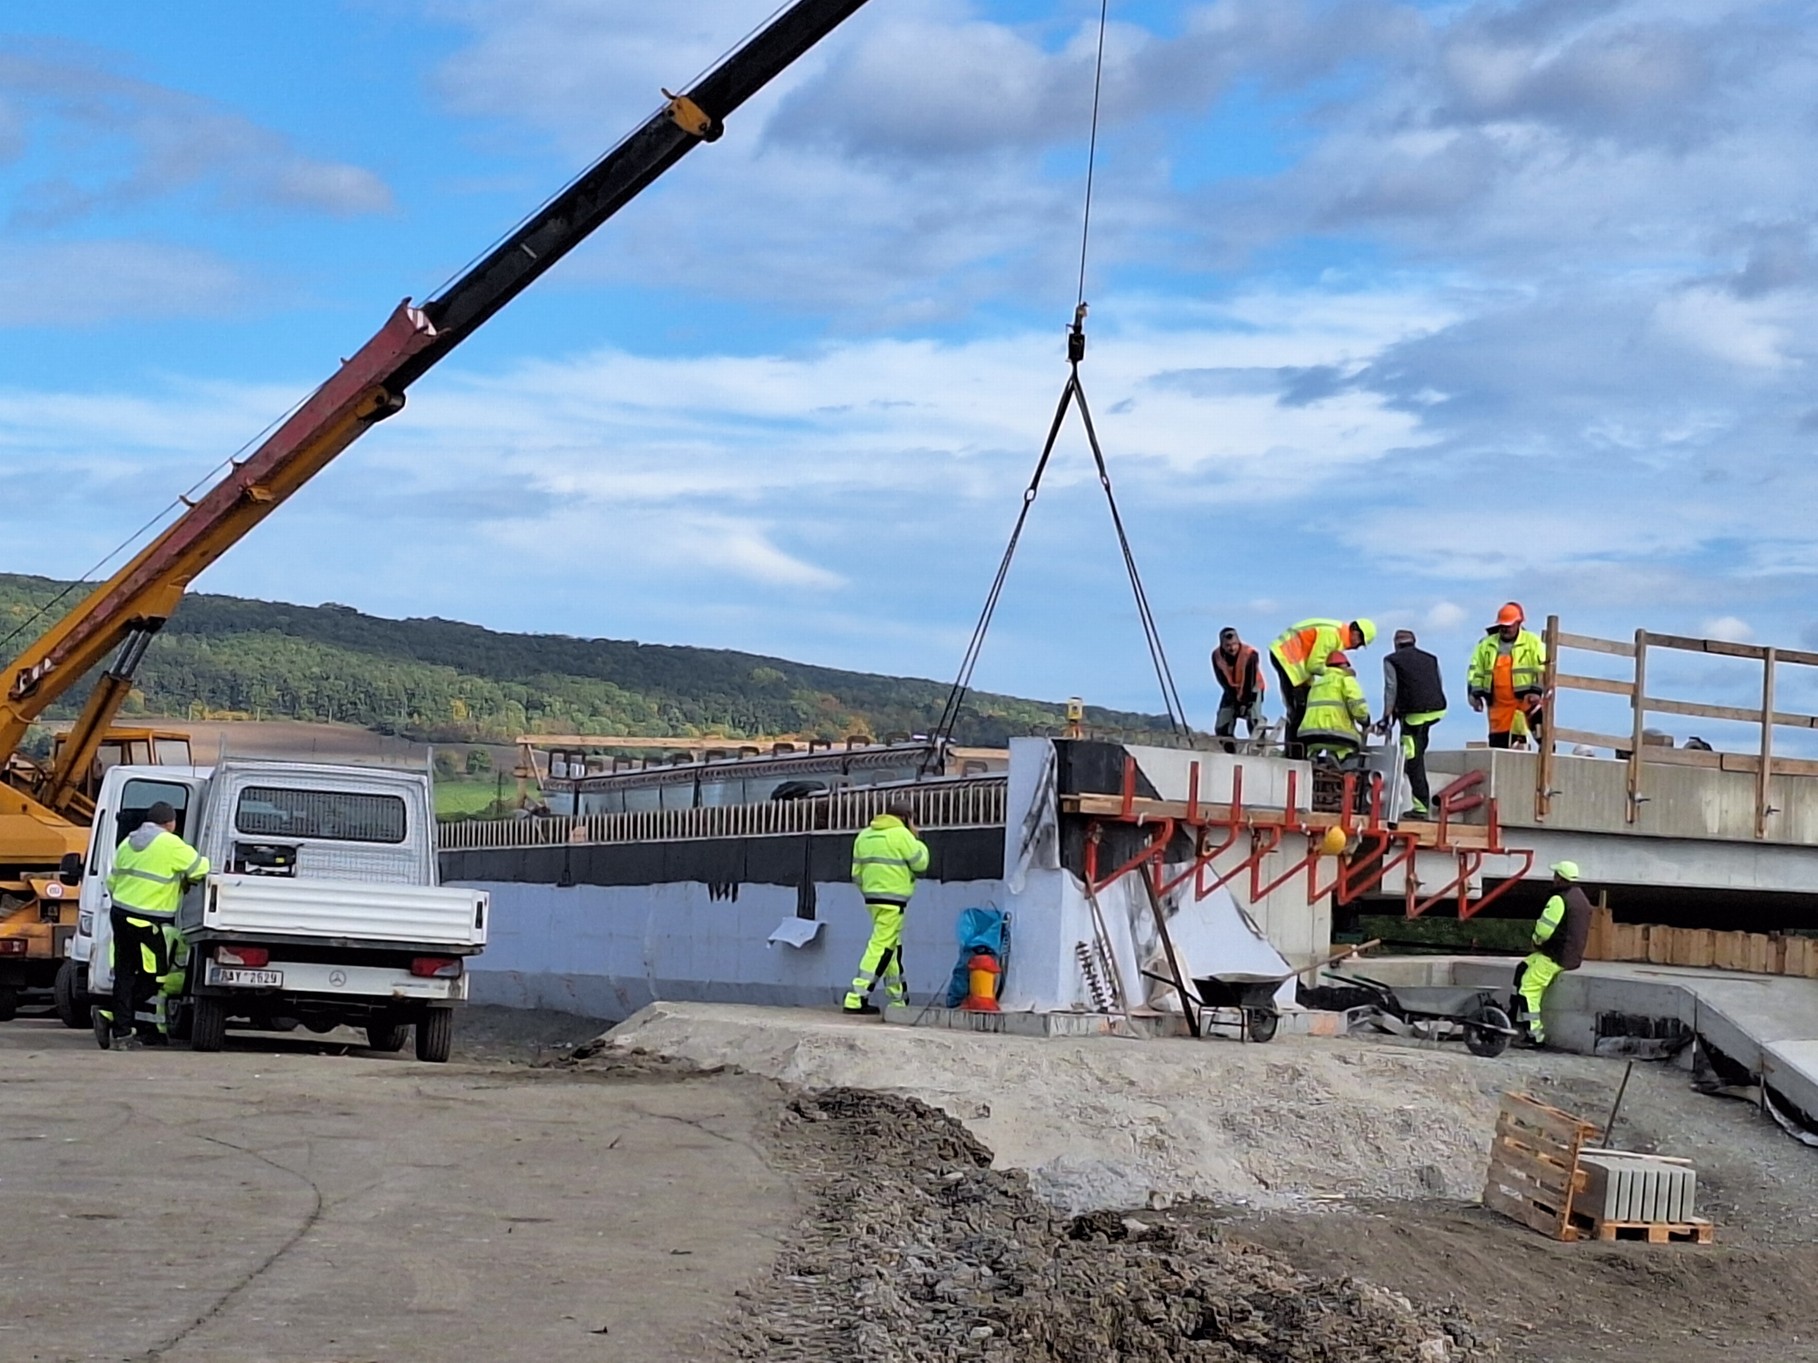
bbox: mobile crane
[0,0,872,1021]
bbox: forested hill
[0,573,1166,746]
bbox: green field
[434,776,516,820]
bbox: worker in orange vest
[1467,603,1546,748]
[1211,627,1266,752]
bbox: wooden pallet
[1571,1214,1715,1245]
[1482,1092,1598,1239]
[1482,1092,1715,1246]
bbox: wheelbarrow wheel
[1244,1008,1279,1044]
[1464,1003,1512,1058]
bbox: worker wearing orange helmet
[1298,650,1371,765]
[1467,602,1546,748]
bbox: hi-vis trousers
[1516,952,1563,1043]
[844,902,906,1010]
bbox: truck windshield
[235,786,408,844]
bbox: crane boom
[0,0,870,795]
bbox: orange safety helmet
[1495,602,1525,627]
[1326,649,1351,668]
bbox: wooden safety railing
[1536,616,1818,837]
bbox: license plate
[209,966,282,988]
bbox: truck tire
[415,1008,453,1063]
[367,1020,409,1053]
[0,984,18,1023]
[190,996,227,1053]
[54,959,90,1029]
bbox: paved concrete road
[0,1018,792,1363]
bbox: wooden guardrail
[1536,617,1818,836]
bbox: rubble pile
[732,1088,1496,1362]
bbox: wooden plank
[1585,904,1613,961]
[1556,673,1634,697]
[1642,695,1773,726]
[1647,927,1672,965]
[1058,794,1498,850]
[1483,1183,1567,1239]
[1683,928,1715,969]
[1628,633,1647,825]
[1712,932,1741,972]
[1760,648,1778,841]
[1557,632,1635,658]
[1644,630,1769,660]
[1498,1093,1598,1148]
[1639,745,1725,769]
[1493,1112,1579,1163]
[1488,1137,1584,1197]
[1553,726,1632,751]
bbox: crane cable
[931,0,1188,749]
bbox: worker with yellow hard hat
[1516,861,1592,1047]
[1297,650,1371,766]
[1467,602,1546,749]
[1269,617,1377,757]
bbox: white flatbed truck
[70,757,485,1061]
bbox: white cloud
[0,45,393,226]
[1703,615,1753,643]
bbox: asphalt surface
[0,1013,792,1363]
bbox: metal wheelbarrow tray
[1337,972,1516,1058]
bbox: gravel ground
[728,1088,1494,1362]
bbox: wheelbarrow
[1330,971,1516,1058]
[1187,973,1284,1043]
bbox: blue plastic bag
[945,907,1008,1007]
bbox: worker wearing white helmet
[1517,860,1592,1047]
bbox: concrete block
[1577,1150,1697,1223]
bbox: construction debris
[731,1088,1495,1362]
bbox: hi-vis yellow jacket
[850,814,929,908]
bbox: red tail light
[0,938,27,956]
[410,956,462,979]
[217,944,269,968]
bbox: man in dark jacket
[1211,627,1266,752]
[1379,628,1447,817]
[1517,860,1592,1046]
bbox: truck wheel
[54,959,90,1029]
[0,984,19,1023]
[415,1008,453,1063]
[190,996,227,1053]
[367,1020,409,1053]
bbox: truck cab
[77,758,485,1061]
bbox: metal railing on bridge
[436,777,1008,852]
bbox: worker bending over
[1298,651,1371,766]
[1380,628,1447,818]
[102,800,208,1049]
[1269,617,1376,756]
[1211,627,1266,752]
[1468,602,1546,748]
[844,800,929,1016]
[1517,861,1591,1047]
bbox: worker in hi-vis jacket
[101,800,208,1048]
[1517,861,1592,1047]
[843,801,929,1016]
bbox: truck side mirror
[58,852,84,887]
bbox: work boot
[841,1002,881,1017]
[113,1032,142,1052]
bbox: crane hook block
[663,91,722,142]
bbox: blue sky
[4,0,1818,733]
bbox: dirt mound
[731,1087,1495,1362]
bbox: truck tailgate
[184,875,487,949]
